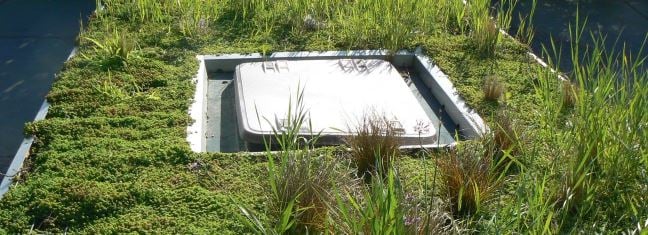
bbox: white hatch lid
[234,59,436,145]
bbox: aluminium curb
[496,28,568,81]
[188,49,489,152]
[187,56,208,152]
[0,101,50,198]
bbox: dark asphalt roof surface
[511,0,648,72]
[0,0,94,174]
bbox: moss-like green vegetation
[0,0,645,233]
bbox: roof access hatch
[234,59,437,146]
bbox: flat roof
[234,59,436,145]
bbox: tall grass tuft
[100,0,220,36]
[239,87,348,234]
[403,193,463,234]
[328,160,463,234]
[469,0,500,58]
[80,27,136,70]
[483,171,558,233]
[336,0,437,51]
[328,166,408,234]
[84,28,136,63]
[493,110,518,153]
[534,12,648,231]
[345,113,401,182]
[490,109,522,174]
[496,0,519,33]
[483,75,505,101]
[515,0,537,46]
[229,0,439,52]
[437,140,501,217]
[438,0,469,34]
[560,80,578,109]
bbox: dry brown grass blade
[345,112,402,182]
[483,75,505,101]
[437,141,499,217]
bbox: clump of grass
[472,16,499,58]
[328,167,407,234]
[335,0,437,51]
[535,12,648,231]
[403,194,463,234]
[493,110,516,152]
[267,151,342,233]
[437,141,501,217]
[495,0,519,33]
[176,0,221,37]
[438,0,468,34]
[94,70,129,100]
[493,109,521,156]
[561,80,578,109]
[482,171,558,233]
[483,75,505,101]
[239,88,348,234]
[328,160,463,234]
[345,113,402,181]
[100,0,220,36]
[515,0,537,45]
[490,109,522,174]
[83,28,136,67]
[469,0,500,58]
[230,0,440,52]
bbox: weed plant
[481,171,558,233]
[328,160,462,234]
[95,70,128,100]
[492,109,518,154]
[486,109,523,176]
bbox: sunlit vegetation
[0,0,645,233]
